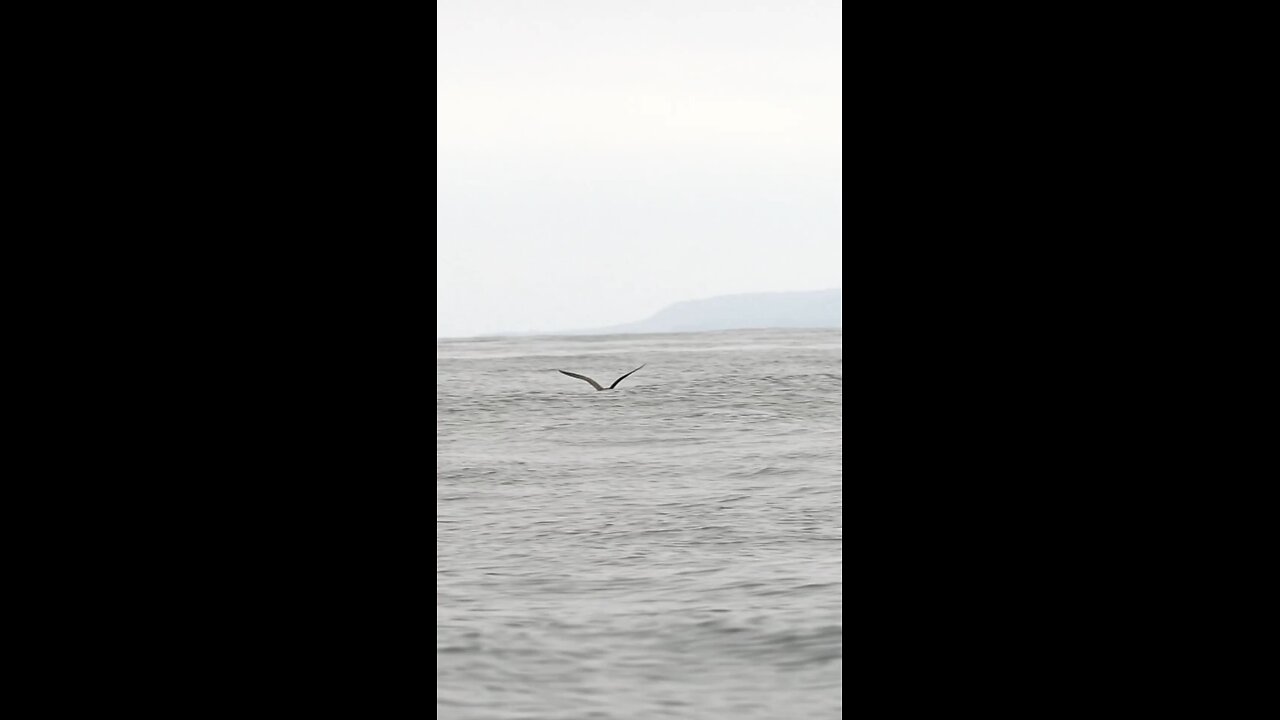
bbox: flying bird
[557,364,646,391]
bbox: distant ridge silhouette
[578,289,840,335]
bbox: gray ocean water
[437,328,843,719]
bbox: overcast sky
[437,0,842,338]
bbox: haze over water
[437,328,843,719]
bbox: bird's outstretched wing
[609,364,646,389]
[558,370,603,390]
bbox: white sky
[437,0,842,338]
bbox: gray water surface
[437,328,843,719]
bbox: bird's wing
[609,364,646,389]
[558,370,603,390]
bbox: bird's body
[557,364,646,391]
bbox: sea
[437,328,843,719]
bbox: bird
[557,364,646,391]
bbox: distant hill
[580,289,841,335]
